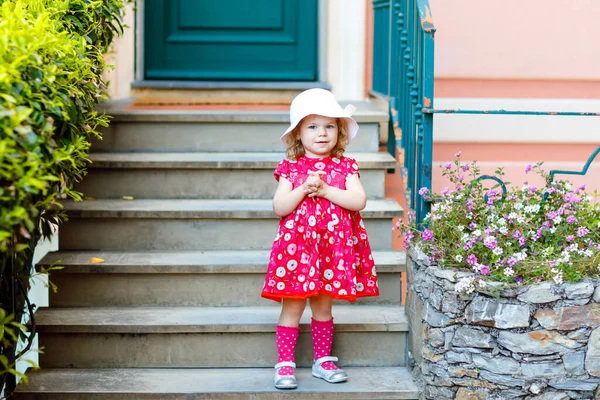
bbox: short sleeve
[274,159,290,182]
[344,157,361,179]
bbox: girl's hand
[307,179,329,198]
[302,170,326,194]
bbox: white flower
[467,213,474,220]
[455,277,475,295]
[493,247,504,256]
[473,230,482,237]
[461,233,470,243]
[554,216,563,224]
[457,225,465,232]
[550,227,557,234]
[553,272,563,285]
[499,227,508,235]
[565,183,572,190]
[584,249,594,257]
[515,203,524,210]
[477,279,487,288]
[504,267,515,277]
[521,185,529,192]
[517,217,525,224]
[454,254,464,263]
[497,218,507,226]
[508,212,518,219]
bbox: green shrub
[0,0,131,393]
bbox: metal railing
[372,1,599,225]
[372,0,435,224]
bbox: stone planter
[406,249,600,400]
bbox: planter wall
[406,249,600,400]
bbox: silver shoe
[274,361,298,389]
[312,356,348,383]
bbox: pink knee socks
[311,318,338,370]
[276,325,300,376]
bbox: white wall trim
[135,1,144,82]
[433,98,600,143]
[326,0,366,100]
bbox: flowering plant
[399,151,600,294]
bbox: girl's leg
[276,298,306,376]
[308,294,338,370]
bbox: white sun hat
[280,88,359,144]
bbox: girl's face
[298,115,338,158]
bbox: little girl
[261,88,379,389]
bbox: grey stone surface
[429,287,443,311]
[529,393,570,400]
[445,326,457,350]
[446,351,472,364]
[424,385,455,399]
[585,327,600,377]
[562,282,594,299]
[521,362,565,378]
[594,285,600,303]
[548,378,600,391]
[567,328,589,341]
[427,327,445,348]
[35,305,409,333]
[529,382,546,394]
[466,296,530,329]
[498,330,580,355]
[562,351,586,375]
[442,291,466,314]
[16,367,420,399]
[423,303,452,328]
[472,353,520,375]
[478,370,525,387]
[452,327,495,349]
[517,282,561,304]
[535,304,600,331]
[522,355,562,362]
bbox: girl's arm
[273,177,318,217]
[309,174,367,211]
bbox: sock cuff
[311,317,334,327]
[276,324,301,333]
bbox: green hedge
[0,0,131,392]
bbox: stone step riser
[94,122,380,153]
[76,169,385,199]
[49,272,401,307]
[59,218,394,251]
[39,331,407,368]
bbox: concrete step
[39,250,406,307]
[59,199,403,251]
[93,103,387,153]
[15,367,420,399]
[77,152,396,199]
[35,305,408,368]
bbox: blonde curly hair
[284,117,349,160]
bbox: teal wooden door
[144,0,318,81]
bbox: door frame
[134,0,328,83]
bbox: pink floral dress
[261,155,379,302]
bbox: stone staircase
[16,100,419,399]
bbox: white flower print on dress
[357,283,364,292]
[324,269,334,280]
[309,266,316,277]
[285,220,294,229]
[277,282,285,290]
[298,275,306,283]
[333,281,341,289]
[276,267,286,277]
[287,260,298,271]
[339,289,348,295]
[309,282,316,290]
[325,284,332,291]
[308,216,316,226]
[332,158,340,164]
[301,253,310,264]
[314,162,326,170]
[284,233,291,241]
[287,243,297,255]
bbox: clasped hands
[302,170,328,198]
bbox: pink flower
[466,254,478,265]
[525,164,532,174]
[421,229,434,241]
[441,187,450,196]
[462,164,470,172]
[479,265,490,275]
[566,215,577,224]
[577,227,590,237]
[455,150,462,157]
[418,187,429,196]
[444,162,452,169]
